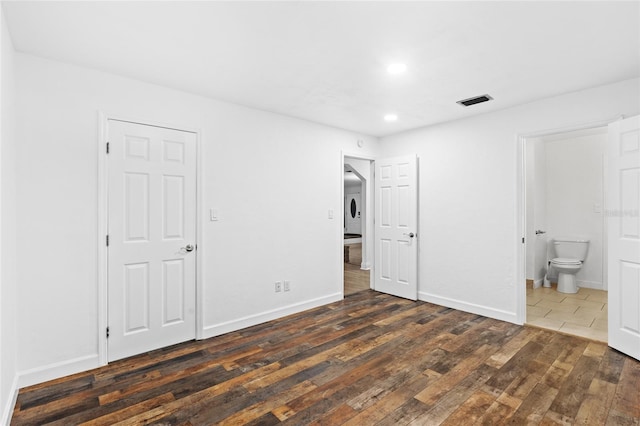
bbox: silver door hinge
[106,235,109,246]
[106,327,110,338]
[106,142,110,154]
[522,237,525,244]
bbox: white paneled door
[374,156,418,300]
[345,192,362,234]
[608,115,640,361]
[107,120,197,362]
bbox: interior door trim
[97,111,204,365]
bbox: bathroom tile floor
[526,284,608,342]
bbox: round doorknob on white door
[183,244,195,252]
[403,232,415,238]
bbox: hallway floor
[526,284,608,342]
[344,243,370,295]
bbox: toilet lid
[551,257,581,265]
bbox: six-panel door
[107,120,197,362]
[374,155,418,300]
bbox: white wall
[13,53,378,388]
[0,9,18,424]
[345,182,362,193]
[345,180,362,197]
[379,78,640,323]
[545,131,606,289]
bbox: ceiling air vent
[457,94,493,107]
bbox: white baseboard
[202,292,343,339]
[418,291,518,324]
[533,279,543,289]
[1,374,18,426]
[17,354,100,389]
[577,280,604,290]
[360,262,371,270]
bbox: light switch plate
[210,208,218,221]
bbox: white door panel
[608,115,640,361]
[108,120,197,362]
[345,192,361,234]
[374,155,418,300]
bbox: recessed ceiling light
[384,114,398,122]
[387,63,407,75]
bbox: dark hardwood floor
[11,291,640,425]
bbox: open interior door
[374,155,418,300]
[608,115,640,361]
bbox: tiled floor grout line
[525,284,608,342]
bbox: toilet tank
[553,237,590,261]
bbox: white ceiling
[3,1,639,137]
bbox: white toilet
[550,237,589,294]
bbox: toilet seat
[551,257,581,265]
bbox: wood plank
[482,340,545,396]
[217,380,317,425]
[574,378,617,425]
[340,374,432,425]
[375,398,432,426]
[548,353,600,420]
[410,363,498,424]
[484,327,541,369]
[507,382,559,424]
[76,393,175,426]
[439,390,497,426]
[414,344,497,405]
[473,398,520,425]
[608,357,640,421]
[596,347,627,383]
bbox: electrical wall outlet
[283,280,290,292]
[275,281,282,292]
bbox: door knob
[535,230,546,235]
[403,232,415,238]
[183,244,195,252]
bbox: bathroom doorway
[343,157,373,295]
[522,126,608,342]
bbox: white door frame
[97,112,204,365]
[341,151,375,294]
[515,116,623,325]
